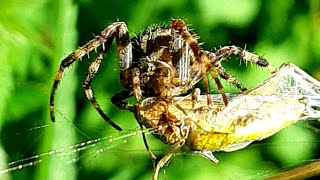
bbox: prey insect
[49,19,274,130]
[134,63,320,179]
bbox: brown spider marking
[49,19,275,131]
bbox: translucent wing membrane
[244,62,320,121]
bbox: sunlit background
[0,0,320,179]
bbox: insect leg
[153,143,183,180]
[139,122,157,160]
[196,150,219,163]
[132,67,158,160]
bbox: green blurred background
[0,0,319,179]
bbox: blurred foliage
[0,0,319,179]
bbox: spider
[49,19,275,131]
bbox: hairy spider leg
[200,52,229,105]
[50,22,132,131]
[82,48,123,131]
[212,45,276,91]
[132,68,157,160]
[171,19,228,106]
[111,90,134,112]
[132,68,143,103]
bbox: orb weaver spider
[49,19,274,131]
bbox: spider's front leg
[171,19,228,106]
[50,21,132,131]
[211,45,276,91]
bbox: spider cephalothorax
[49,19,274,131]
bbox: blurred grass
[0,0,319,179]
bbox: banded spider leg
[170,19,275,105]
[50,21,133,131]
